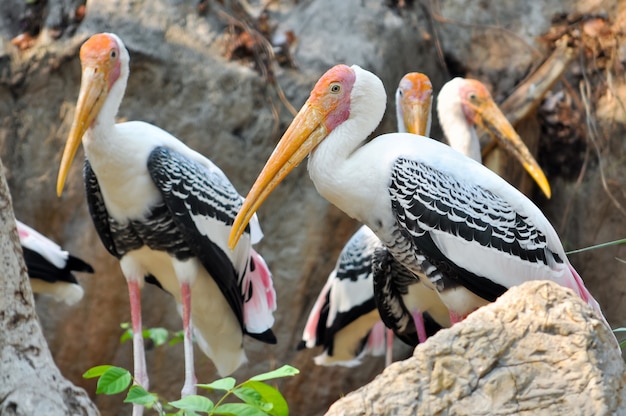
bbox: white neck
[307,65,387,212]
[437,78,482,163]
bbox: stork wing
[84,161,122,258]
[147,146,247,331]
[389,157,563,301]
[325,226,379,348]
[372,245,419,346]
[300,225,379,354]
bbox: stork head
[228,64,384,249]
[56,32,128,196]
[395,72,433,136]
[440,77,552,199]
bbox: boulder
[326,280,625,416]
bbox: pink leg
[385,328,394,367]
[180,282,197,397]
[128,280,147,416]
[414,312,427,344]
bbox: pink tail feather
[242,249,277,335]
[567,263,618,349]
[365,320,387,357]
[301,277,333,347]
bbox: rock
[0,158,98,416]
[325,280,625,416]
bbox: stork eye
[110,50,117,59]
[330,83,341,94]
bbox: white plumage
[56,33,276,414]
[230,64,615,348]
[298,73,445,366]
[17,220,92,305]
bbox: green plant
[83,364,299,416]
[119,322,184,347]
[566,237,626,256]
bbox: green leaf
[120,328,133,344]
[249,365,299,382]
[83,365,114,379]
[169,395,214,413]
[147,327,169,347]
[233,386,270,410]
[169,330,185,346]
[240,381,288,416]
[213,403,268,416]
[197,377,236,392]
[96,367,132,395]
[124,385,158,407]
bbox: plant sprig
[83,365,299,416]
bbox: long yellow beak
[57,66,108,197]
[403,100,431,136]
[229,102,328,249]
[476,100,552,199]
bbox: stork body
[299,73,447,365]
[230,64,614,346]
[375,77,558,337]
[17,220,93,305]
[57,33,276,414]
[299,223,444,366]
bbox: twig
[579,72,626,217]
[481,35,578,160]
[214,1,297,117]
[499,35,578,122]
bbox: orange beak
[57,64,109,197]
[473,99,552,199]
[401,95,432,136]
[228,101,329,249]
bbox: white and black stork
[228,64,615,348]
[56,33,277,413]
[17,220,93,305]
[298,73,446,366]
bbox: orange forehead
[310,64,356,101]
[460,79,492,99]
[399,72,432,101]
[80,33,118,62]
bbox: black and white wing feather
[372,245,419,346]
[388,157,562,300]
[147,146,248,331]
[299,225,380,363]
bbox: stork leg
[385,328,393,367]
[180,281,197,397]
[128,279,148,416]
[413,312,427,344]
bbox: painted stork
[298,73,446,366]
[55,33,277,410]
[17,220,93,305]
[229,64,615,346]
[299,223,444,366]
